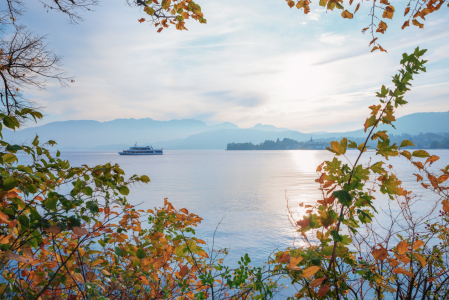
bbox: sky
[19,0,449,132]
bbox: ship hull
[118,152,163,155]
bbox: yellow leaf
[302,266,321,278]
[288,257,304,269]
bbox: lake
[57,149,448,297]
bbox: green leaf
[3,116,17,129]
[114,247,122,256]
[3,153,17,164]
[412,150,430,158]
[2,177,18,190]
[175,245,185,257]
[400,140,414,148]
[330,230,343,242]
[32,135,39,146]
[371,161,386,174]
[86,200,99,213]
[44,197,58,211]
[140,175,150,183]
[119,186,129,196]
[364,115,377,132]
[333,190,352,207]
[136,249,146,259]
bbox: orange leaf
[404,7,410,16]
[72,227,89,236]
[180,208,189,214]
[138,18,146,23]
[393,267,413,277]
[302,266,321,278]
[6,251,29,264]
[414,253,427,267]
[413,240,424,250]
[354,3,360,13]
[310,277,327,288]
[372,247,388,261]
[47,225,62,234]
[288,256,304,269]
[341,10,353,19]
[387,258,399,268]
[402,20,410,30]
[198,251,209,258]
[179,265,189,277]
[397,241,409,255]
[369,37,378,46]
[425,155,439,165]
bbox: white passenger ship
[119,143,163,155]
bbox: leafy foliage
[284,0,448,52]
[278,48,449,299]
[0,110,280,299]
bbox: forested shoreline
[227,132,449,150]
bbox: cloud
[319,32,348,46]
[20,0,449,132]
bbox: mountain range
[3,111,449,150]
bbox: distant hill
[3,111,449,150]
[3,118,239,149]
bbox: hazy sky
[22,0,449,132]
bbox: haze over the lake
[23,0,449,132]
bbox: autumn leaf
[393,267,413,277]
[138,18,146,23]
[354,3,360,13]
[302,266,321,278]
[364,115,377,132]
[72,227,89,236]
[341,10,353,19]
[397,241,409,255]
[179,265,189,277]
[412,19,424,28]
[413,240,424,249]
[372,247,388,261]
[382,5,395,19]
[402,20,410,30]
[310,277,327,288]
[288,256,304,269]
[376,21,388,34]
[318,285,330,297]
[47,225,62,234]
[404,7,410,16]
[6,251,29,264]
[414,253,427,267]
[425,155,439,165]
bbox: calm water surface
[56,149,448,297]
